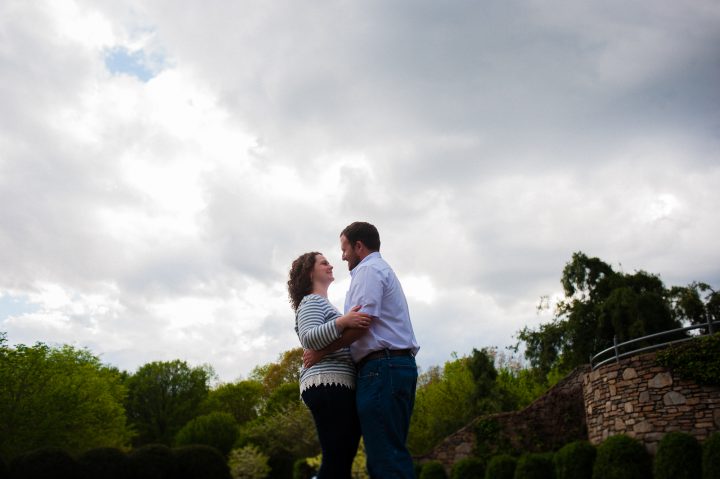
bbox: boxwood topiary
[654,431,702,479]
[129,444,177,479]
[174,445,231,479]
[592,435,651,479]
[554,441,596,479]
[9,447,80,479]
[514,453,555,479]
[78,447,135,479]
[174,412,239,456]
[451,457,485,479]
[420,460,448,479]
[703,432,720,479]
[485,455,517,479]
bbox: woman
[288,251,372,479]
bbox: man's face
[340,235,360,271]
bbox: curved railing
[590,318,718,370]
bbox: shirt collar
[350,251,381,277]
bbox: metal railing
[590,316,718,370]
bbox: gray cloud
[1,0,719,380]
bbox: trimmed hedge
[174,445,231,479]
[129,444,177,479]
[654,432,701,479]
[451,457,486,479]
[420,460,448,479]
[554,441,595,479]
[514,453,554,479]
[78,447,135,479]
[485,455,517,479]
[704,432,720,479]
[9,447,80,479]
[592,435,651,479]
[174,412,239,456]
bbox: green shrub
[554,441,595,479]
[175,412,239,456]
[485,455,517,479]
[292,457,316,479]
[9,447,80,479]
[78,447,134,479]
[704,432,720,479]
[656,333,720,386]
[654,432,701,479]
[592,435,651,479]
[227,446,270,479]
[174,445,231,479]
[514,453,555,479]
[451,457,485,479]
[129,444,177,479]
[420,460,448,479]
[0,455,7,479]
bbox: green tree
[202,380,264,426]
[249,348,303,395]
[517,252,703,375]
[175,412,239,456]
[0,334,130,460]
[408,356,477,455]
[125,359,213,446]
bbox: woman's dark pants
[302,384,361,479]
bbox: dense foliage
[485,454,517,479]
[174,445,232,479]
[228,446,270,479]
[450,457,485,479]
[653,432,701,479]
[0,335,130,459]
[513,453,555,479]
[9,447,80,479]
[129,444,177,479]
[517,252,716,375]
[591,435,650,479]
[420,461,448,479]
[174,412,239,456]
[125,360,213,446]
[703,432,720,479]
[553,441,595,479]
[656,333,720,386]
[78,447,135,479]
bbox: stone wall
[422,366,589,469]
[584,351,720,454]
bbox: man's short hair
[341,221,381,252]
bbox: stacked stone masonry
[424,351,720,471]
[585,351,720,454]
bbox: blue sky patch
[104,47,161,82]
[0,294,39,320]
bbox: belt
[357,348,413,371]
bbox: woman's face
[311,254,334,286]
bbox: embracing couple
[287,221,420,479]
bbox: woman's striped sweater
[295,294,356,392]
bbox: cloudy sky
[1,0,719,382]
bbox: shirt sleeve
[296,297,342,350]
[348,264,384,319]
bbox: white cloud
[1,0,719,381]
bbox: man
[303,221,420,477]
[338,221,420,478]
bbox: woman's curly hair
[287,252,321,311]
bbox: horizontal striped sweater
[295,294,356,392]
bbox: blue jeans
[356,354,418,479]
[302,384,361,479]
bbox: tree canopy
[517,251,718,375]
[0,334,130,460]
